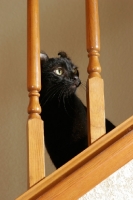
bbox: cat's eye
[54,68,63,76]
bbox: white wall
[0,0,133,199]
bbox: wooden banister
[16,116,133,200]
[27,0,45,188]
[86,0,105,144]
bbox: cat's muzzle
[71,80,81,91]
[74,79,81,87]
[73,76,81,87]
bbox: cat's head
[40,51,81,97]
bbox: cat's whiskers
[80,83,86,91]
[41,84,63,107]
[57,83,75,117]
[40,84,58,104]
[81,80,86,84]
[63,92,71,118]
[64,83,79,114]
[57,84,67,99]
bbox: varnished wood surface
[27,0,41,119]
[86,0,105,143]
[86,0,100,55]
[16,116,133,200]
[27,0,45,188]
[27,119,45,188]
[86,77,105,144]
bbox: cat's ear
[58,51,70,59]
[40,52,49,62]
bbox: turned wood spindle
[27,0,45,188]
[27,0,41,119]
[86,0,105,144]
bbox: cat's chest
[41,96,87,135]
[43,103,72,126]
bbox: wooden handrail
[27,0,45,188]
[86,0,105,144]
[16,116,133,200]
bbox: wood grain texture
[16,116,133,200]
[86,0,100,53]
[27,0,41,119]
[86,77,105,144]
[27,119,45,188]
[38,131,133,200]
[86,0,105,144]
[27,0,45,188]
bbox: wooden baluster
[27,0,45,188]
[86,0,105,144]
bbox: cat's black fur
[40,52,115,169]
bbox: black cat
[40,52,115,169]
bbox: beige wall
[0,0,133,199]
[99,0,133,125]
[0,1,27,200]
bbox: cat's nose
[73,76,81,86]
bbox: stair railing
[26,0,105,189]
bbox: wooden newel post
[86,0,105,144]
[27,0,45,188]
